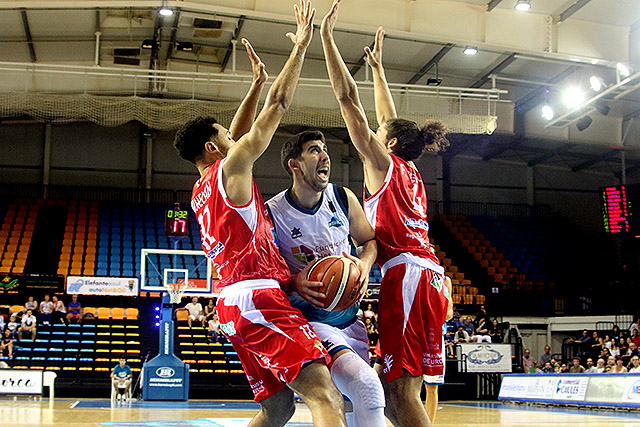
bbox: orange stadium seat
[125,308,139,320]
[97,307,111,319]
[112,308,124,319]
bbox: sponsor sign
[499,375,556,399]
[0,273,64,294]
[457,343,512,373]
[66,276,138,296]
[624,379,640,403]
[552,377,589,401]
[0,369,43,395]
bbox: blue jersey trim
[284,187,324,215]
[332,184,349,217]
[327,344,350,358]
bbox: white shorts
[189,314,204,321]
[423,335,446,385]
[310,319,370,363]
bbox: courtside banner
[457,343,512,373]
[0,369,43,395]
[66,276,138,296]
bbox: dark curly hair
[385,118,449,161]
[281,130,326,175]
[173,117,219,164]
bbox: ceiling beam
[406,43,454,85]
[558,0,593,23]
[165,10,181,63]
[20,9,36,63]
[527,144,576,167]
[571,149,618,172]
[623,107,640,123]
[487,0,503,12]
[349,40,374,77]
[515,66,578,114]
[470,53,516,88]
[482,135,525,161]
[220,16,246,73]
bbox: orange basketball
[306,255,362,312]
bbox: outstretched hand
[342,252,370,300]
[364,27,384,68]
[286,0,316,48]
[320,0,341,37]
[242,38,267,85]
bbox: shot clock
[165,203,189,237]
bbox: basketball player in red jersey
[321,1,450,425]
[174,2,346,426]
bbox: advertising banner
[0,369,43,395]
[0,273,64,294]
[457,343,512,373]
[66,276,138,296]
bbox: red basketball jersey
[190,160,290,288]
[363,154,439,266]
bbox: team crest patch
[292,245,315,264]
[314,340,325,353]
[291,227,302,239]
[328,216,343,228]
[430,274,443,292]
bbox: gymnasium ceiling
[2,0,640,177]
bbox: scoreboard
[600,185,634,234]
[165,208,189,237]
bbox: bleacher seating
[176,324,243,375]
[0,200,38,274]
[58,200,99,277]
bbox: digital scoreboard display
[601,186,633,234]
[165,209,189,237]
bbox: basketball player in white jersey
[174,2,346,426]
[266,130,386,427]
[321,2,450,425]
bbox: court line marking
[70,400,79,409]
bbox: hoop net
[165,282,187,304]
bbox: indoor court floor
[0,398,638,427]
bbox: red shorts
[377,262,448,382]
[216,280,330,402]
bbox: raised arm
[228,39,268,141]
[320,0,389,177]
[364,27,397,126]
[342,188,376,285]
[223,0,315,205]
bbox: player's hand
[242,38,267,85]
[364,27,384,68]
[320,0,340,38]
[286,0,316,49]
[292,258,326,308]
[342,252,370,299]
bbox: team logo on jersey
[383,354,394,374]
[314,340,326,354]
[328,215,344,228]
[271,228,279,245]
[290,227,302,239]
[405,217,429,231]
[220,320,236,336]
[430,274,444,292]
[292,245,316,264]
[206,241,225,260]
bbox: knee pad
[331,351,385,410]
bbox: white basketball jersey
[266,184,352,275]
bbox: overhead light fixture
[617,62,631,78]
[563,87,584,108]
[427,78,442,86]
[589,75,604,92]
[159,2,173,17]
[463,46,478,55]
[141,39,157,50]
[176,42,194,52]
[541,105,554,121]
[576,115,593,132]
[515,0,531,12]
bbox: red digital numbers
[602,186,630,234]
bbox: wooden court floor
[0,398,638,426]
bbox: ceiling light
[576,115,593,132]
[159,7,173,16]
[426,78,442,86]
[141,39,157,50]
[463,46,478,55]
[617,63,631,78]
[541,105,554,121]
[589,76,604,92]
[176,42,194,52]
[562,87,584,108]
[515,0,531,12]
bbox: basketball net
[164,282,187,304]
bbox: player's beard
[301,166,329,193]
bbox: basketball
[305,255,362,312]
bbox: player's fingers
[308,8,316,25]
[303,280,323,288]
[286,32,296,42]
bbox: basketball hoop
[164,282,187,304]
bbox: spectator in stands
[472,318,491,343]
[0,312,4,332]
[522,349,536,373]
[568,357,585,373]
[629,318,640,335]
[570,329,592,360]
[462,316,475,336]
[488,319,503,343]
[207,312,223,343]
[1,329,13,358]
[363,303,376,321]
[606,355,616,372]
[591,331,604,359]
[610,355,628,373]
[631,329,640,347]
[18,309,36,341]
[52,295,66,325]
[6,315,19,338]
[611,325,622,340]
[594,358,606,373]
[39,294,54,325]
[540,345,552,365]
[585,358,597,373]
[599,346,612,362]
[629,356,640,373]
[475,305,489,328]
[24,296,38,315]
[559,363,569,373]
[454,326,470,343]
[365,317,378,346]
[202,299,216,328]
[66,295,83,324]
[444,330,455,357]
[610,338,621,357]
[541,362,553,373]
[111,357,133,401]
[184,297,204,328]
